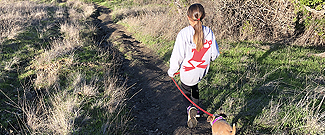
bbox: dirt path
[95,6,211,135]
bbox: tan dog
[207,114,236,135]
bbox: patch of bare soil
[94,6,212,135]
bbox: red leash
[171,73,213,117]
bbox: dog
[207,113,236,135]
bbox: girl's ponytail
[193,18,204,51]
[187,4,205,52]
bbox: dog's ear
[207,115,214,122]
[218,113,227,118]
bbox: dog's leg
[231,123,236,135]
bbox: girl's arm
[210,31,220,61]
[168,32,185,77]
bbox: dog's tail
[231,123,236,135]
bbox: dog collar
[212,116,224,125]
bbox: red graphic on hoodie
[183,40,212,71]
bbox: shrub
[299,0,325,10]
[112,0,324,47]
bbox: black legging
[181,82,199,107]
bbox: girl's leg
[181,82,192,107]
[190,84,199,106]
[181,82,199,106]
[181,82,199,128]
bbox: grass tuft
[1,0,130,134]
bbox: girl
[168,3,220,128]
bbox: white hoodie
[168,25,220,86]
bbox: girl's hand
[169,71,179,78]
[173,72,180,77]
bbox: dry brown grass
[66,0,96,20]
[207,0,294,42]
[4,57,20,71]
[0,1,50,45]
[31,22,82,89]
[60,22,83,41]
[17,73,91,134]
[1,0,130,134]
[114,0,324,46]
[0,0,95,44]
[115,4,186,40]
[33,56,74,89]
[98,75,131,134]
[254,86,325,134]
[32,16,88,89]
[5,70,130,134]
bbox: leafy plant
[299,0,325,9]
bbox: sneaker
[186,106,191,114]
[187,106,198,128]
[187,106,202,118]
[196,110,202,118]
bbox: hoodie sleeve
[168,31,185,77]
[210,31,220,61]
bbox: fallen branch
[303,5,325,16]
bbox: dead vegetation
[113,0,325,46]
[0,0,130,134]
[254,86,325,134]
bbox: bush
[112,0,324,46]
[295,0,325,46]
[299,0,325,10]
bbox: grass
[111,1,325,134]
[1,0,323,134]
[198,41,325,134]
[118,21,175,62]
[97,0,134,11]
[0,0,130,134]
[119,25,325,133]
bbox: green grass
[202,41,324,134]
[118,21,325,133]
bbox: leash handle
[171,77,213,117]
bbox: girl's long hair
[187,3,205,52]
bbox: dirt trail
[95,6,211,135]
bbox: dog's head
[207,113,236,135]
